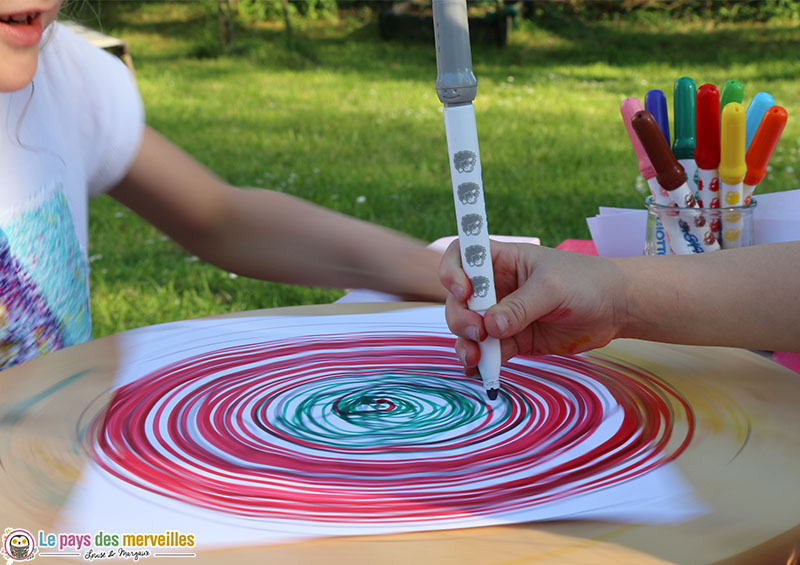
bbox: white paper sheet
[586,209,648,257]
[751,189,800,244]
[60,307,705,549]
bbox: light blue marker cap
[745,92,775,151]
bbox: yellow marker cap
[719,102,747,184]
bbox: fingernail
[457,345,468,366]
[466,326,481,342]
[450,284,465,300]
[494,313,509,335]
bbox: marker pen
[695,84,721,209]
[621,97,670,254]
[745,92,775,151]
[632,110,719,253]
[433,0,500,400]
[744,106,788,203]
[645,89,670,147]
[720,80,744,114]
[719,102,747,248]
[673,77,698,195]
[621,98,669,200]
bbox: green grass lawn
[79,3,800,337]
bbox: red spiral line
[90,333,693,523]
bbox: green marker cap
[672,77,696,159]
[720,80,744,114]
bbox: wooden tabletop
[1,303,798,564]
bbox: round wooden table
[1,303,798,564]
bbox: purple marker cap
[645,89,670,147]
[621,98,656,180]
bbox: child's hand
[439,241,627,371]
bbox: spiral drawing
[90,332,693,524]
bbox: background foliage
[64,1,800,337]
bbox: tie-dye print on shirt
[0,182,91,369]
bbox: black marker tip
[487,388,499,401]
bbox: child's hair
[58,0,102,29]
[12,82,35,141]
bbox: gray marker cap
[433,0,477,105]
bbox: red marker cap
[694,84,721,170]
[744,106,788,187]
[631,110,686,191]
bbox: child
[440,239,800,371]
[0,2,446,370]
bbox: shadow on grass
[90,5,800,86]
[525,15,800,66]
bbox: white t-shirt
[0,22,144,369]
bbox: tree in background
[217,0,239,52]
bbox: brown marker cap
[631,110,686,191]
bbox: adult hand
[439,241,627,372]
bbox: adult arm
[617,241,800,351]
[440,240,800,370]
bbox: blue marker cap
[645,89,670,146]
[745,92,775,151]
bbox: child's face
[0,0,63,92]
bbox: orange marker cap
[744,106,788,187]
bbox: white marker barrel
[443,103,501,392]
[649,178,712,255]
[647,177,679,254]
[743,182,757,205]
[647,177,671,206]
[667,182,720,253]
[444,103,497,312]
[678,158,699,196]
[696,167,720,209]
[720,181,745,248]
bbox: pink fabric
[772,351,800,375]
[555,239,599,256]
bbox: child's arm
[109,127,447,302]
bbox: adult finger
[459,336,520,378]
[445,293,486,342]
[484,278,555,340]
[438,240,470,302]
[454,336,480,372]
